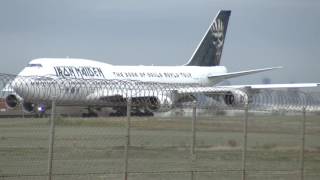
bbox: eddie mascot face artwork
[211,18,224,57]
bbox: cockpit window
[27,63,42,67]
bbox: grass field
[0,114,320,180]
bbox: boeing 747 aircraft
[4,10,319,116]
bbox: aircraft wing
[87,85,236,101]
[208,67,282,82]
[85,82,320,109]
[173,83,320,107]
[218,83,320,89]
[172,83,320,101]
[86,85,249,109]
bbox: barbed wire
[0,73,320,115]
[250,89,320,112]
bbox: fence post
[47,99,56,180]
[123,98,131,180]
[20,103,25,119]
[190,101,197,180]
[242,102,249,180]
[299,107,306,180]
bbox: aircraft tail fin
[185,10,231,66]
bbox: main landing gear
[110,107,154,117]
[82,107,98,117]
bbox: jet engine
[22,102,49,113]
[22,102,35,113]
[144,96,173,112]
[223,90,248,107]
[5,94,20,109]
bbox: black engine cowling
[223,90,248,107]
[145,97,160,112]
[22,102,35,113]
[5,94,19,108]
[144,96,173,112]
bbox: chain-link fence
[0,73,319,180]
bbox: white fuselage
[18,58,228,85]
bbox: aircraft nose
[10,76,26,95]
[10,78,19,93]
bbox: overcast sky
[0,0,319,84]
